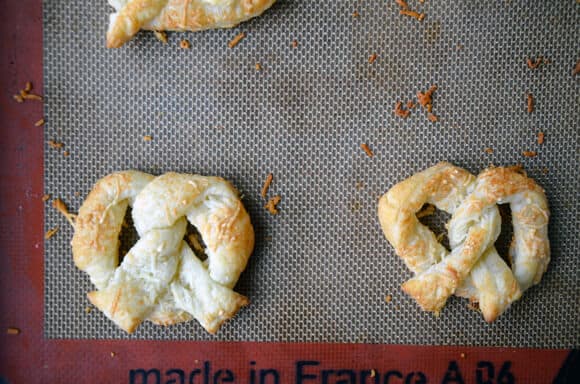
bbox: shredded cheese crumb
[154,31,168,44]
[368,53,377,64]
[45,227,59,240]
[394,101,411,118]
[180,39,191,49]
[385,295,393,303]
[265,195,282,215]
[522,151,537,158]
[370,369,376,378]
[63,151,70,157]
[255,63,262,71]
[360,143,374,158]
[35,118,45,127]
[406,100,416,109]
[537,132,544,144]
[400,9,425,21]
[22,93,43,101]
[110,352,116,358]
[228,32,246,48]
[42,194,51,202]
[291,39,299,48]
[460,353,466,359]
[352,11,360,18]
[6,327,21,335]
[143,135,153,141]
[526,57,543,69]
[527,93,534,113]
[85,306,93,313]
[395,0,409,9]
[574,59,580,75]
[53,198,76,227]
[48,140,64,149]
[484,147,494,154]
[14,82,43,103]
[261,173,273,198]
[417,85,437,108]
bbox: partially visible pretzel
[378,163,549,321]
[72,171,254,333]
[106,0,277,48]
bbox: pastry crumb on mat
[53,198,76,226]
[360,143,374,157]
[45,227,59,240]
[228,32,246,48]
[527,93,534,113]
[6,327,21,335]
[261,173,273,198]
[48,140,64,149]
[394,101,411,118]
[265,195,282,215]
[526,57,543,69]
[400,9,425,21]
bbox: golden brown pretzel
[378,163,549,321]
[72,170,254,333]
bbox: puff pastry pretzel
[106,0,276,48]
[72,171,254,333]
[378,163,549,321]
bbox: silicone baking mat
[44,0,579,346]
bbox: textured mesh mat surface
[44,1,580,346]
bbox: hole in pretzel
[494,204,514,268]
[118,207,138,265]
[184,222,208,262]
[416,203,451,251]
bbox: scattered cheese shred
[261,173,273,198]
[228,32,246,48]
[265,195,282,215]
[360,143,374,158]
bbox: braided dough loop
[107,0,276,48]
[72,170,155,290]
[378,163,550,322]
[72,171,254,334]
